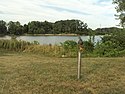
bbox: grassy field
[0,51,125,94]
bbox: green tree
[8,21,23,35]
[0,20,91,35]
[95,27,123,35]
[113,0,125,27]
[53,20,88,35]
[23,24,28,34]
[0,20,7,35]
[76,20,88,35]
[28,21,39,34]
[28,21,46,34]
[42,21,53,34]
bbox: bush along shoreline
[1,31,125,57]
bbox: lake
[0,35,102,45]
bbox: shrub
[83,40,94,53]
[60,40,94,57]
[93,31,125,57]
[60,40,78,57]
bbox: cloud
[97,0,110,3]
[42,5,91,15]
[0,11,4,14]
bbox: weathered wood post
[77,36,83,79]
[78,50,81,79]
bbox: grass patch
[0,52,125,94]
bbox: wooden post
[77,50,81,79]
[77,36,83,80]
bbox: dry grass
[0,52,125,94]
[24,45,63,57]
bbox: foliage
[54,20,88,35]
[0,19,92,35]
[0,20,88,35]
[95,27,123,35]
[28,21,45,34]
[60,40,78,57]
[83,40,94,53]
[7,21,23,35]
[61,40,77,50]
[0,19,124,35]
[94,41,119,57]
[94,31,125,57]
[60,40,94,57]
[102,31,125,50]
[0,20,7,34]
[113,0,125,27]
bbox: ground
[0,52,125,94]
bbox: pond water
[0,35,102,45]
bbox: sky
[0,0,119,29]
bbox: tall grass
[0,39,88,57]
[0,39,80,57]
[0,39,31,51]
[0,39,64,57]
[23,45,63,57]
[24,44,78,57]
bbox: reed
[23,45,63,57]
[0,39,78,57]
[0,39,31,51]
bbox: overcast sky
[0,0,119,29]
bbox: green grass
[0,52,125,94]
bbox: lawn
[0,52,125,94]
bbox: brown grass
[0,52,125,94]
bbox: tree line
[0,19,123,36]
[0,20,90,35]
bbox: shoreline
[23,34,78,36]
[0,34,104,37]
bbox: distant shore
[0,34,104,37]
[23,34,78,36]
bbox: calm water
[0,35,102,45]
